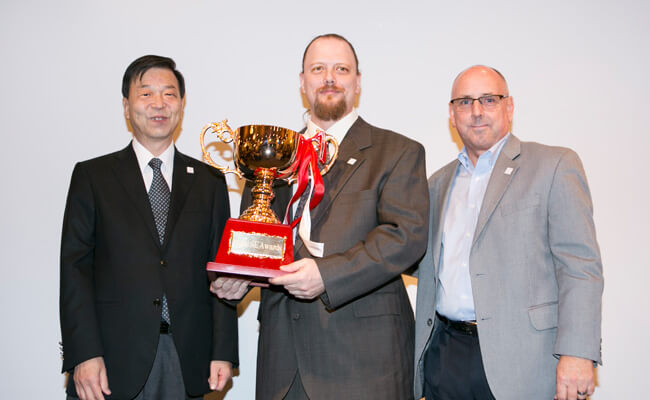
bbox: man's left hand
[208,360,233,391]
[555,355,595,400]
[268,258,324,300]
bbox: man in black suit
[60,55,238,400]
[211,34,429,400]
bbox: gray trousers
[67,333,202,400]
[282,371,309,400]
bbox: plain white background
[1,0,648,398]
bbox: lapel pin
[186,166,194,174]
[347,158,357,165]
[504,167,513,175]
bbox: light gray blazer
[413,135,603,400]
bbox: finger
[88,380,105,400]
[221,278,235,291]
[75,381,87,400]
[555,383,567,400]
[76,375,98,400]
[567,382,578,400]
[223,366,234,389]
[268,275,288,286]
[216,369,228,391]
[279,262,302,273]
[208,372,218,391]
[587,383,596,395]
[226,279,250,299]
[233,279,251,292]
[210,280,222,294]
[99,367,111,395]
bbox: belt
[436,312,477,336]
[160,320,171,334]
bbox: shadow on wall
[202,140,245,195]
[448,119,463,152]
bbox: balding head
[451,65,509,99]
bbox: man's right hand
[73,356,111,400]
[210,277,251,300]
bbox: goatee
[313,97,347,122]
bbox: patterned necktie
[148,158,171,323]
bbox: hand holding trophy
[200,120,338,279]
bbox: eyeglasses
[450,95,508,111]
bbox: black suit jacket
[60,144,238,399]
[249,118,429,400]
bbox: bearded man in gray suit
[212,34,428,400]
[413,65,603,400]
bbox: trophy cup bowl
[200,120,337,279]
[234,125,299,224]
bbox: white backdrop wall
[1,0,648,398]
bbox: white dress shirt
[436,133,510,321]
[292,109,358,256]
[132,138,175,191]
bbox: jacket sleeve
[548,149,603,364]
[208,171,239,366]
[59,162,104,372]
[318,141,430,309]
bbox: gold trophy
[200,120,338,278]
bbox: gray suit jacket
[413,135,603,400]
[249,117,429,400]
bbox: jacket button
[427,318,433,326]
[153,298,161,306]
[292,313,300,320]
[160,260,167,266]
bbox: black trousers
[423,316,495,400]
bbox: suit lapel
[294,118,371,254]
[164,149,195,248]
[472,135,521,247]
[432,163,457,277]
[112,144,161,247]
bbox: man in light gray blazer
[414,65,603,400]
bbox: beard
[312,93,348,122]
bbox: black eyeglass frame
[449,94,509,108]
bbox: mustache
[317,84,344,94]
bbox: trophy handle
[200,119,243,178]
[320,134,339,175]
[285,134,340,185]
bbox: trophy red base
[206,218,292,279]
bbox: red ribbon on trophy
[284,130,329,228]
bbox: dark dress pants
[423,316,495,400]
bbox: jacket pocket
[353,292,400,318]
[336,189,376,205]
[500,194,541,217]
[528,301,558,331]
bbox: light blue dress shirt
[436,134,510,321]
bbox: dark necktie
[293,178,312,223]
[148,158,171,323]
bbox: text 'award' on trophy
[200,120,338,278]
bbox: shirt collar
[132,138,175,174]
[458,133,510,172]
[305,108,359,144]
